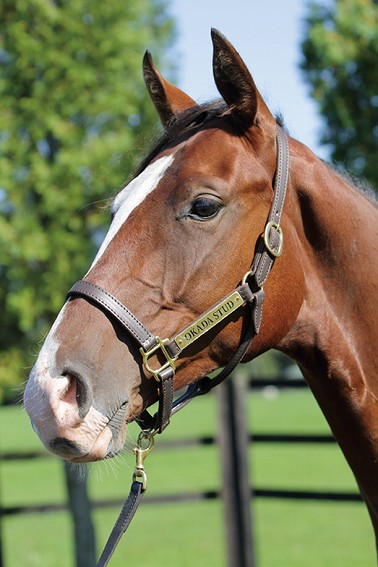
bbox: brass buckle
[140,337,177,381]
[264,221,284,258]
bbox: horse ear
[143,51,198,128]
[211,29,274,129]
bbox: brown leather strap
[67,281,173,433]
[134,126,289,429]
[164,281,257,359]
[169,300,258,416]
[67,280,157,352]
[250,126,289,290]
[96,480,144,567]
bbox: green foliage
[0,0,175,402]
[301,0,378,189]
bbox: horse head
[24,30,304,462]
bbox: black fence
[0,376,362,566]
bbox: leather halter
[66,125,289,436]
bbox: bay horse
[24,30,378,552]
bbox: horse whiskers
[23,382,44,404]
[28,332,49,359]
[92,449,131,482]
[14,389,27,407]
[78,197,113,214]
[64,461,88,483]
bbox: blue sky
[169,0,330,159]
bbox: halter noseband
[66,125,289,435]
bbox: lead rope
[66,125,289,566]
[96,431,154,567]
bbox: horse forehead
[89,129,246,272]
[173,127,250,183]
[112,153,175,213]
[184,127,240,162]
[88,153,175,271]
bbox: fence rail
[0,376,363,567]
[0,431,337,461]
[0,377,362,519]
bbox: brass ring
[264,221,284,258]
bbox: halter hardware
[242,270,256,288]
[140,337,177,382]
[133,431,154,491]
[264,221,284,258]
[173,290,244,350]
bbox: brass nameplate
[174,291,244,351]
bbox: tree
[0,0,175,402]
[301,0,378,190]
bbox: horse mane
[136,99,229,175]
[135,100,289,174]
[135,99,377,207]
[323,161,378,205]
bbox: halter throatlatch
[66,126,289,566]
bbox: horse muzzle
[24,364,115,462]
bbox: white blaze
[24,156,176,458]
[89,154,174,270]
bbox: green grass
[1,388,376,567]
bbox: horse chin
[57,418,128,463]
[69,425,114,463]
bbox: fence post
[0,463,4,567]
[217,375,256,567]
[0,512,4,567]
[64,462,96,567]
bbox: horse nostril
[62,371,92,419]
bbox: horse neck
[277,139,378,533]
[279,138,378,387]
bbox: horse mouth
[102,402,129,460]
[65,426,113,463]
[59,402,129,463]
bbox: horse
[24,29,378,551]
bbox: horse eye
[188,196,223,220]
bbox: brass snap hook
[133,431,155,491]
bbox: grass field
[1,383,376,567]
